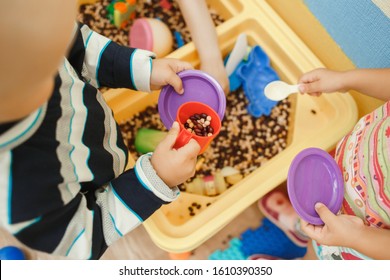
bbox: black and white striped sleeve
[72,22,155,92]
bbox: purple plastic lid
[158,70,226,129]
[287,148,344,225]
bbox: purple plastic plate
[158,70,226,129]
[287,148,344,225]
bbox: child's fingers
[166,73,184,94]
[298,68,324,84]
[173,60,193,72]
[178,139,200,158]
[298,82,322,95]
[300,218,325,241]
[300,220,315,236]
[168,60,193,94]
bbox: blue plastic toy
[235,46,279,117]
[228,61,245,92]
[224,53,244,92]
[208,238,246,260]
[208,218,307,260]
[240,218,307,259]
[174,31,185,48]
[0,246,26,260]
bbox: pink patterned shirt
[315,101,390,260]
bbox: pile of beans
[185,113,214,137]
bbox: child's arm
[177,0,229,93]
[298,68,390,101]
[72,22,191,93]
[301,203,390,259]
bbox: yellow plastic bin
[104,0,358,253]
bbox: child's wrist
[199,50,223,64]
[339,70,354,92]
[136,153,180,201]
[345,222,368,250]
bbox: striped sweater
[0,22,179,259]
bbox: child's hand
[298,68,346,96]
[150,58,193,94]
[300,202,365,248]
[151,122,200,187]
[201,59,230,94]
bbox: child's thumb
[315,202,336,225]
[161,121,180,149]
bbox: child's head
[0,0,77,123]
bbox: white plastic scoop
[264,81,300,101]
[225,33,248,76]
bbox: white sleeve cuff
[134,153,180,202]
[130,49,156,93]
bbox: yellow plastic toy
[107,0,136,29]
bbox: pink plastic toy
[129,18,173,58]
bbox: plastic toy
[287,148,344,225]
[208,218,307,260]
[174,31,185,48]
[224,46,251,92]
[158,70,226,130]
[185,172,226,196]
[227,64,244,92]
[208,238,247,260]
[235,45,279,117]
[159,0,172,10]
[240,218,307,259]
[106,0,136,29]
[264,80,300,101]
[225,33,248,76]
[134,128,167,154]
[174,102,221,154]
[0,246,26,260]
[168,251,191,260]
[258,190,309,247]
[129,18,173,58]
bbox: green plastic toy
[135,128,167,154]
